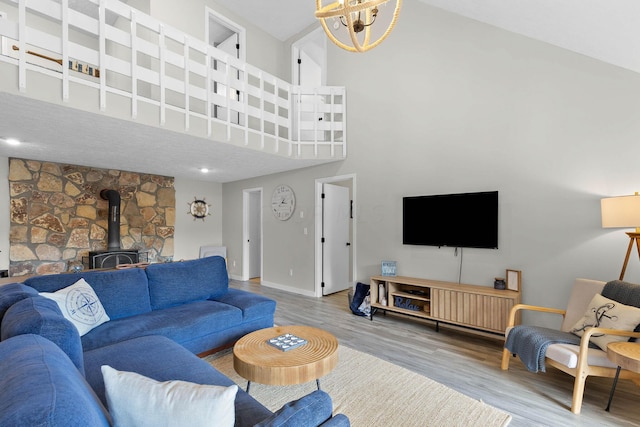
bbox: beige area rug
[204,346,512,426]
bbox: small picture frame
[381,261,397,276]
[506,269,521,292]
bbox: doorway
[205,8,245,125]
[242,188,262,281]
[315,174,356,297]
[292,27,326,87]
[292,28,327,142]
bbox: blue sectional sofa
[20,256,275,354]
[0,257,349,426]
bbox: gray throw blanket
[505,326,583,373]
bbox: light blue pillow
[102,365,237,427]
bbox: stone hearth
[8,158,175,276]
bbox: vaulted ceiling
[2,1,639,182]
[220,0,640,75]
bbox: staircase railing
[0,0,346,158]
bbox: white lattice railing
[0,0,346,158]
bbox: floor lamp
[601,193,640,280]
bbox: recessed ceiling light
[5,138,21,146]
[200,168,209,173]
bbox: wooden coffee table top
[233,325,339,386]
[608,342,640,373]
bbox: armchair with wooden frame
[501,278,640,414]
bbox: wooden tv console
[370,275,521,335]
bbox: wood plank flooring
[230,280,640,427]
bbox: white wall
[173,177,223,261]
[149,0,288,79]
[223,2,640,326]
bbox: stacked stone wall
[8,158,175,276]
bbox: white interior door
[243,188,262,281]
[322,183,350,295]
[248,190,261,279]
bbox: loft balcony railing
[0,0,346,158]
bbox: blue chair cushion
[0,334,110,427]
[25,268,152,320]
[145,257,229,310]
[1,296,84,374]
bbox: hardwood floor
[230,280,640,426]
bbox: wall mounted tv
[403,191,498,249]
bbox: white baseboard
[228,275,318,298]
[259,280,318,298]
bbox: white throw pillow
[101,365,237,427]
[570,293,640,351]
[40,278,110,336]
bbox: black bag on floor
[350,282,370,316]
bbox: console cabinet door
[432,289,515,333]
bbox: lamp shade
[601,193,640,229]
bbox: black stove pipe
[100,189,121,250]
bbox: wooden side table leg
[605,366,621,412]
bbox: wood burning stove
[87,250,139,269]
[86,189,140,269]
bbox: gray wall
[223,2,640,325]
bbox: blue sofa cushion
[214,288,277,321]
[1,296,84,374]
[83,335,272,427]
[0,334,110,427]
[145,256,229,310]
[179,316,275,355]
[25,268,152,320]
[80,300,242,352]
[0,282,38,325]
[255,390,335,427]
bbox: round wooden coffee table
[233,325,339,393]
[605,342,640,411]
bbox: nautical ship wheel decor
[188,197,211,221]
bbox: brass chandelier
[315,0,402,53]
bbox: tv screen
[403,191,498,249]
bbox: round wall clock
[271,185,296,221]
[188,197,211,221]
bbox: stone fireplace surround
[8,158,175,276]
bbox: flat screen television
[403,191,498,249]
